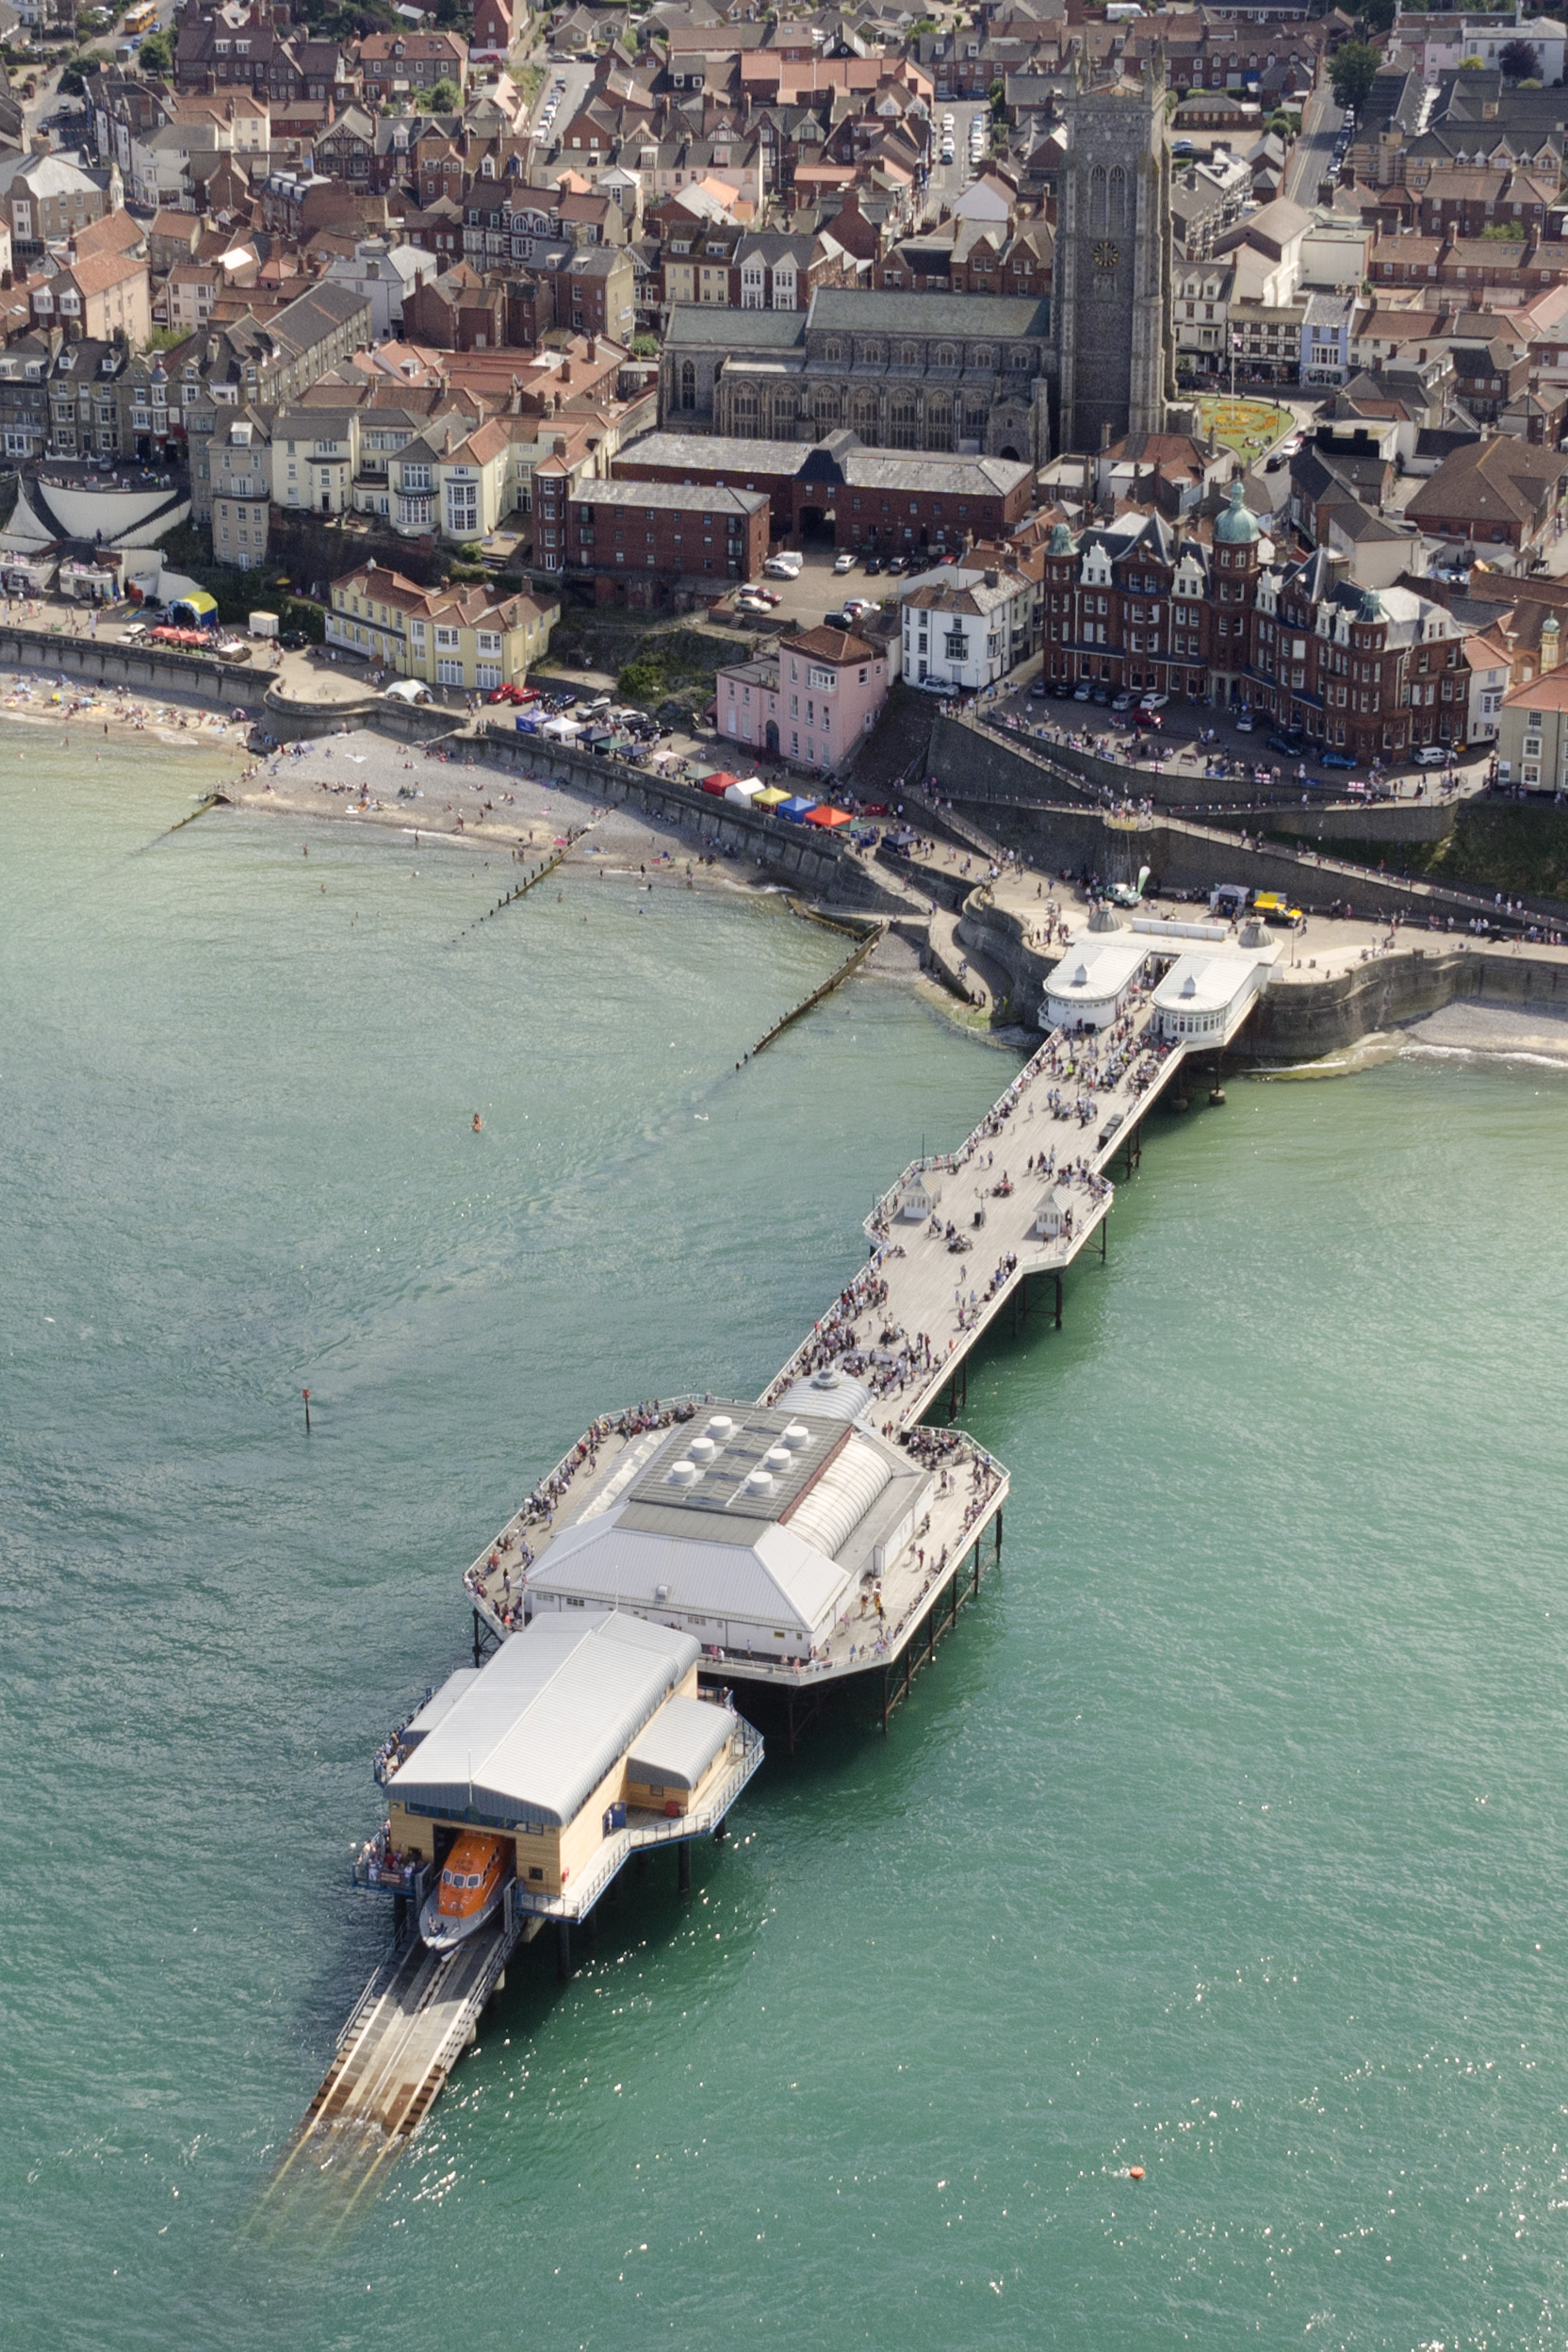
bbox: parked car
[862,554,882,576]
[1319,749,1357,769]
[912,676,949,694]
[832,551,855,574]
[1073,682,1093,701]
[1029,680,1048,699]
[1133,709,1163,729]
[278,629,309,650]
[1112,691,1136,712]
[1233,712,1254,731]
[1414,743,1450,766]
[763,554,802,579]
[1138,691,1168,710]
[1267,731,1305,756]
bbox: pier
[463,916,1276,1711]
[300,912,1280,2184]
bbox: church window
[679,360,696,411]
[936,343,957,368]
[825,339,842,362]
[1008,347,1030,370]
[1089,165,1107,231]
[901,342,919,364]
[972,347,994,371]
[1109,167,1127,232]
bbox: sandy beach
[224,726,788,892]
[0,665,253,754]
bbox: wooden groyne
[449,836,578,942]
[739,919,885,1064]
[143,789,230,847]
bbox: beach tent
[700,771,738,796]
[752,785,789,809]
[804,803,852,828]
[724,777,765,805]
[167,590,219,628]
[779,794,816,821]
[382,678,431,704]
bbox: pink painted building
[715,623,888,771]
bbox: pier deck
[457,947,1217,1707]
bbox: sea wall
[0,623,271,710]
[1249,944,1568,1056]
[472,724,903,906]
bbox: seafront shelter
[384,1613,748,1906]
[1043,938,1151,1031]
[1152,939,1280,1043]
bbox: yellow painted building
[326,558,558,691]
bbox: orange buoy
[1128,2166,1145,2180]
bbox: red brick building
[1037,482,1471,759]
[534,477,771,607]
[612,431,1035,552]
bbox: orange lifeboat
[418,1831,511,1951]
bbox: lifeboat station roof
[386,1611,697,1830]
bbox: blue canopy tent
[778,794,816,822]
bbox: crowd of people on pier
[354,1823,423,1892]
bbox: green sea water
[5,732,1568,2352]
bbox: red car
[1133,709,1164,731]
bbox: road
[1284,85,1343,207]
[926,98,993,213]
[525,51,595,167]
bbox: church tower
[1054,56,1177,457]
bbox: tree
[139,27,172,74]
[416,74,460,111]
[1357,0,1396,34]
[1499,37,1541,79]
[1329,40,1380,112]
[57,47,110,93]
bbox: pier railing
[510,1719,764,1920]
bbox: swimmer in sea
[472,1112,483,1132]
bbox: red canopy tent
[803,803,852,828]
[700,771,739,796]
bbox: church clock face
[1093,240,1119,273]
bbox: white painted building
[1152,939,1279,1043]
[1043,938,1150,1031]
[1393,7,1568,87]
[900,567,1033,694]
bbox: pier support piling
[678,1841,691,1897]
[1054,1272,1063,1328]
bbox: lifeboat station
[384,1611,760,1924]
